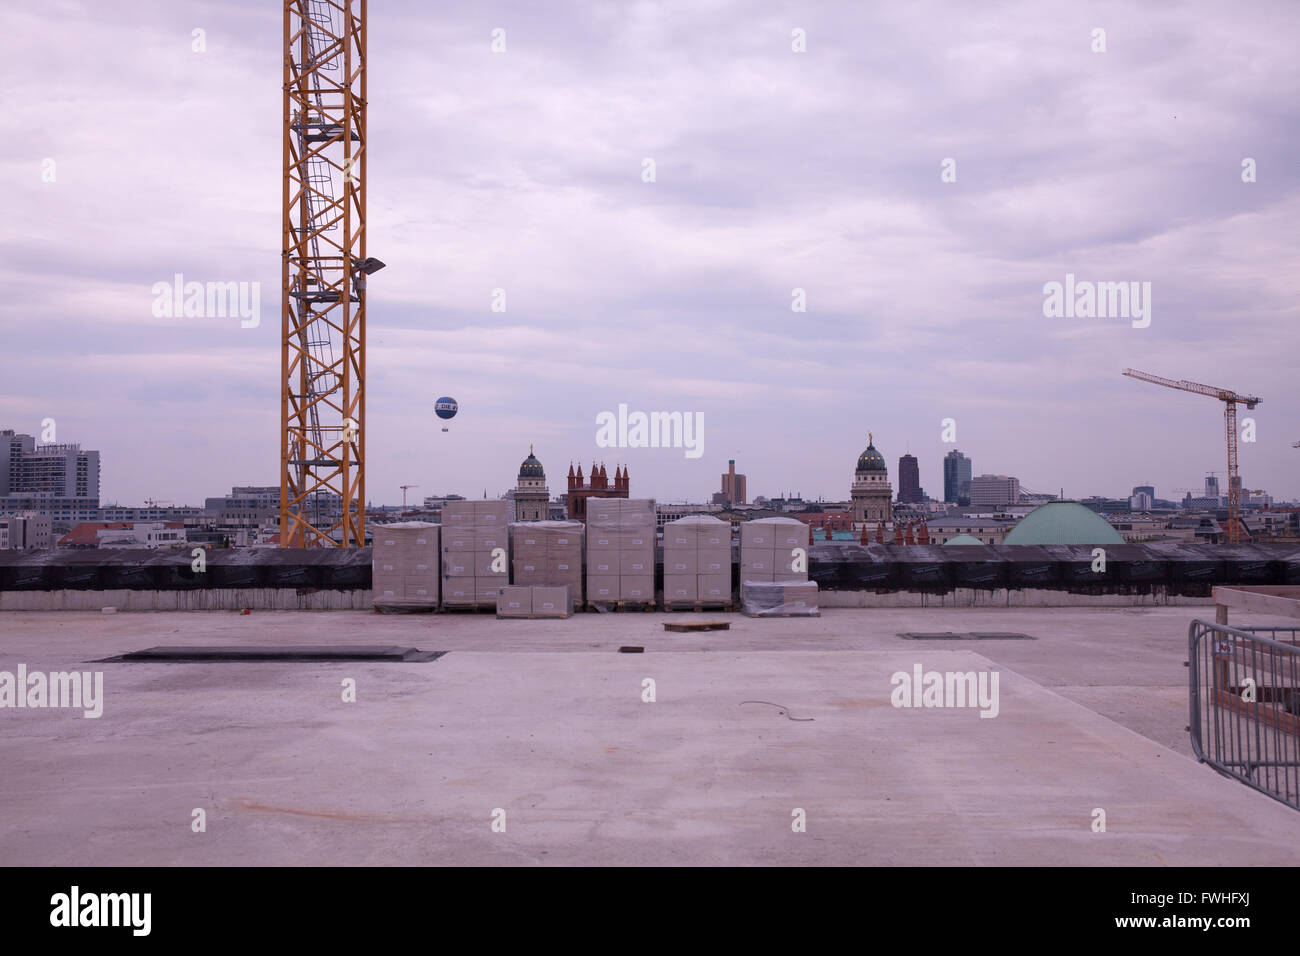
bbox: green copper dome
[1002,501,1124,546]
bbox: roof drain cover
[97,645,446,663]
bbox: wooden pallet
[586,600,658,612]
[372,601,438,615]
[664,620,730,632]
[664,601,734,613]
[441,603,499,613]
[741,608,820,618]
[496,612,572,620]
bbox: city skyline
[6,423,1285,511]
[5,1,1298,508]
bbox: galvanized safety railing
[1189,619,1300,810]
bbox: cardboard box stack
[440,500,510,607]
[662,515,733,606]
[740,516,813,613]
[511,520,584,600]
[586,497,656,605]
[371,521,441,610]
[495,585,574,619]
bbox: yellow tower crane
[1122,369,1261,545]
[281,0,382,547]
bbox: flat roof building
[969,474,1020,510]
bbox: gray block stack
[586,497,656,605]
[496,585,574,619]
[371,521,441,611]
[740,516,810,582]
[511,520,584,599]
[440,500,510,607]
[662,514,733,605]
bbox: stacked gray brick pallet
[511,520,584,601]
[371,521,441,611]
[586,498,656,606]
[440,500,510,608]
[662,514,733,607]
[740,516,819,616]
[496,585,574,619]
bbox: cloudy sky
[3,0,1297,507]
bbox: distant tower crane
[281,0,383,548]
[400,484,419,509]
[1122,369,1261,545]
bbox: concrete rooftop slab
[3,607,1299,865]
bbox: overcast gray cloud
[2,0,1297,506]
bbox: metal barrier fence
[1189,619,1300,810]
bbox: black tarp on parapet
[1281,547,1300,586]
[948,546,1008,589]
[809,543,900,590]
[1111,544,1170,589]
[1006,546,1062,588]
[3,542,1299,595]
[1165,544,1226,597]
[1045,545,1114,592]
[892,545,951,590]
[0,547,374,591]
[1220,545,1280,586]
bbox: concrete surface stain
[234,797,421,824]
[829,698,888,710]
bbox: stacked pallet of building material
[440,500,510,608]
[662,515,733,607]
[586,498,656,606]
[511,521,584,601]
[495,585,574,619]
[740,516,814,614]
[739,579,819,617]
[371,521,441,611]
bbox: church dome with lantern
[856,436,887,474]
[519,446,544,479]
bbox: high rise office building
[0,429,101,523]
[943,450,972,506]
[898,454,922,503]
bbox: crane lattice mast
[281,0,378,547]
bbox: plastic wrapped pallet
[663,515,733,607]
[510,521,584,599]
[741,579,819,617]
[371,521,441,612]
[441,500,510,606]
[740,516,810,586]
[585,497,656,607]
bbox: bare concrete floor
[2,606,1298,865]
